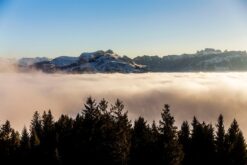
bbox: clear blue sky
[0,0,247,58]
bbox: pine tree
[0,121,14,162]
[226,119,247,165]
[29,111,42,164]
[41,110,58,164]
[42,110,56,149]
[96,98,116,165]
[20,126,30,163]
[9,129,20,164]
[159,104,183,165]
[79,97,100,164]
[82,97,99,121]
[0,120,12,140]
[30,129,40,147]
[56,114,74,164]
[178,121,191,165]
[20,126,30,151]
[10,130,20,147]
[0,98,246,165]
[130,117,153,165]
[227,119,240,145]
[30,111,42,147]
[148,121,161,165]
[151,121,159,138]
[191,117,216,165]
[231,132,247,165]
[98,98,108,115]
[215,114,227,164]
[111,99,131,165]
[42,110,55,133]
[203,123,216,163]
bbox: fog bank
[1,72,247,136]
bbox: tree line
[0,97,246,165]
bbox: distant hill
[16,48,247,73]
[133,48,247,72]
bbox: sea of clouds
[1,71,247,136]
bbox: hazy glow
[1,72,247,137]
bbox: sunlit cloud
[1,72,247,137]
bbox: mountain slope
[133,49,247,72]
[27,50,146,73]
[14,48,247,73]
[18,57,49,67]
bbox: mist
[1,72,247,136]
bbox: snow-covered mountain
[28,50,146,73]
[4,48,247,73]
[51,56,79,67]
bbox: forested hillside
[133,49,247,72]
[0,97,246,165]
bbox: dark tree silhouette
[0,97,245,165]
[41,110,58,164]
[226,119,247,165]
[30,111,42,148]
[159,104,184,165]
[129,117,153,165]
[215,114,227,164]
[111,99,131,165]
[0,120,19,163]
[20,126,30,151]
[56,114,73,164]
[191,117,216,165]
[20,126,30,163]
[179,121,191,165]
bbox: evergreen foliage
[0,97,246,165]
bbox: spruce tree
[111,99,131,165]
[98,98,108,115]
[82,97,99,121]
[96,98,116,165]
[130,117,153,165]
[215,114,227,164]
[149,121,160,165]
[226,119,247,165]
[30,111,42,147]
[20,127,30,150]
[80,97,100,164]
[159,104,183,165]
[41,110,58,164]
[56,114,74,164]
[178,121,191,165]
[191,117,216,165]
[20,126,30,163]
[0,121,14,162]
[203,123,216,163]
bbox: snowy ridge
[26,50,146,73]
[6,48,247,73]
[51,56,79,67]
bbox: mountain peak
[79,50,119,63]
[16,50,145,73]
[196,48,222,55]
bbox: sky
[0,0,247,58]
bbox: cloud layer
[1,72,247,136]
